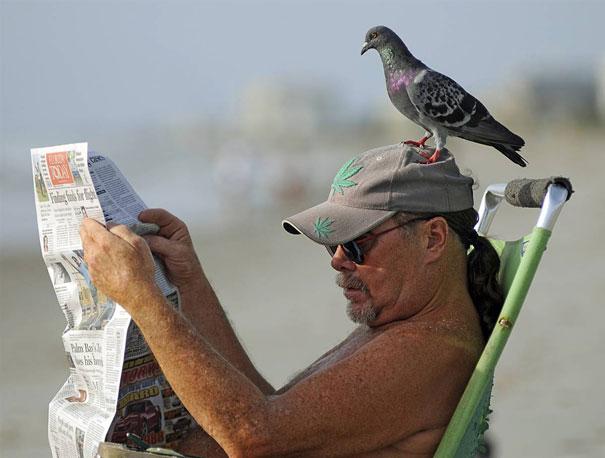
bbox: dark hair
[395,209,503,339]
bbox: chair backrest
[434,177,573,457]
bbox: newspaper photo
[31,142,196,458]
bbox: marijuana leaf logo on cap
[331,158,363,195]
[313,216,335,239]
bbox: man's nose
[330,245,356,272]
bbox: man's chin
[346,301,377,324]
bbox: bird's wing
[407,70,525,146]
[407,70,492,132]
[407,69,526,166]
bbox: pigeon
[361,25,527,167]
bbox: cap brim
[282,201,396,246]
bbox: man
[81,144,498,457]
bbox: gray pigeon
[361,25,527,167]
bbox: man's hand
[80,218,159,310]
[138,209,203,291]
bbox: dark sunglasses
[327,216,433,264]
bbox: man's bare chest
[279,327,377,391]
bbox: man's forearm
[179,273,275,394]
[178,426,228,457]
[131,288,272,455]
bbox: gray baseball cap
[282,144,474,245]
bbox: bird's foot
[426,148,441,164]
[416,148,441,165]
[403,136,429,148]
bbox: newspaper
[31,143,196,458]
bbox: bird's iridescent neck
[378,40,417,67]
[378,46,398,69]
[386,68,420,93]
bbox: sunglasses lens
[327,242,364,264]
[343,241,363,264]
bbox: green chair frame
[434,179,572,457]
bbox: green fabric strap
[434,227,552,457]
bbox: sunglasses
[327,216,433,264]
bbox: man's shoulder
[272,319,482,455]
[370,317,482,356]
[363,318,482,391]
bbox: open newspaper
[31,142,196,458]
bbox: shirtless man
[80,145,502,457]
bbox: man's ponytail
[443,208,504,339]
[466,234,504,338]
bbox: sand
[2,127,604,457]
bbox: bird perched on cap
[361,25,527,167]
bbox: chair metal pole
[435,183,569,457]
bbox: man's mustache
[335,273,368,292]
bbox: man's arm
[139,209,274,395]
[80,219,473,457]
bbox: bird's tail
[457,119,527,167]
[489,142,528,167]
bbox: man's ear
[423,217,448,264]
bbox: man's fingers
[81,217,106,232]
[78,221,157,308]
[138,208,179,227]
[138,208,189,240]
[80,219,113,271]
[109,224,145,250]
[143,234,176,257]
[80,217,106,242]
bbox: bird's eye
[370,32,378,39]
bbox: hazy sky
[2,0,604,143]
[1,0,603,248]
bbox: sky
[2,0,604,139]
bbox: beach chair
[433,177,573,457]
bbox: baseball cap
[282,144,474,245]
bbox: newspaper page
[31,142,196,458]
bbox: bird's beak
[361,41,372,55]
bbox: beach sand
[2,128,604,457]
